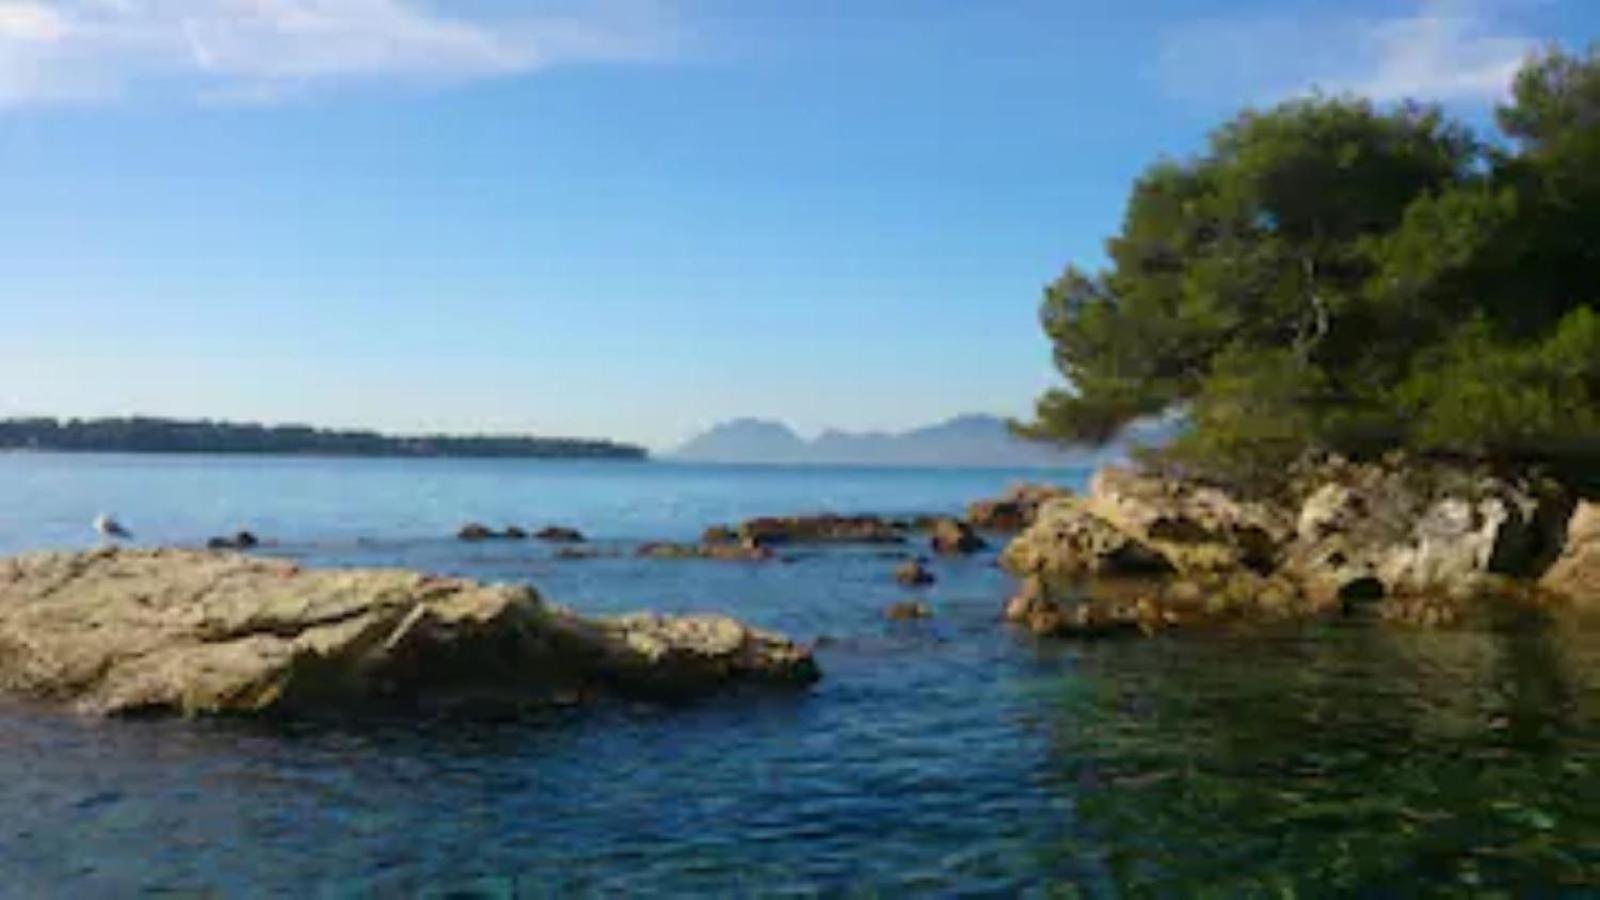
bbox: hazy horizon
[4,0,1594,448]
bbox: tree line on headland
[1020,47,1600,493]
[0,417,647,460]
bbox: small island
[0,416,648,460]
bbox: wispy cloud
[0,0,678,108]
[1158,0,1538,109]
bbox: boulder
[999,497,1173,580]
[929,517,987,556]
[456,524,526,542]
[0,549,817,717]
[895,559,936,586]
[535,526,586,544]
[1541,501,1600,603]
[968,483,1073,531]
[206,531,260,551]
[885,600,933,621]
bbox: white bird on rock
[93,513,132,541]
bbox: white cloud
[0,0,677,107]
[1158,0,1539,109]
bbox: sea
[0,452,1597,895]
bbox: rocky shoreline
[998,458,1598,637]
[3,460,1595,719]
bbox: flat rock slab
[0,548,818,718]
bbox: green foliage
[1024,47,1600,484]
[1397,308,1600,462]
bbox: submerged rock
[0,548,817,718]
[929,518,987,556]
[637,542,775,562]
[885,600,933,621]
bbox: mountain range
[671,413,1166,468]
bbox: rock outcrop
[206,531,260,551]
[707,514,908,547]
[1084,467,1292,574]
[967,483,1073,532]
[457,524,527,542]
[1000,458,1575,635]
[0,549,817,718]
[1283,461,1570,604]
[999,496,1173,581]
[535,526,586,544]
[1542,501,1600,603]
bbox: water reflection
[1032,615,1600,894]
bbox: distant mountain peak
[673,413,1094,468]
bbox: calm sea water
[1,453,1598,895]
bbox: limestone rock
[1286,463,1571,604]
[999,497,1173,580]
[1086,467,1292,574]
[709,514,907,547]
[1541,501,1600,603]
[0,549,817,717]
[968,483,1073,532]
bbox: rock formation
[705,514,908,547]
[895,559,936,586]
[1542,501,1600,603]
[456,524,527,542]
[929,518,987,556]
[1000,458,1578,635]
[0,549,818,717]
[967,483,1073,531]
[637,542,775,562]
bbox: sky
[0,0,1595,451]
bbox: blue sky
[1,0,1594,450]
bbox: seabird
[93,513,132,541]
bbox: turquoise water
[1,453,1598,895]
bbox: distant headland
[0,417,647,460]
